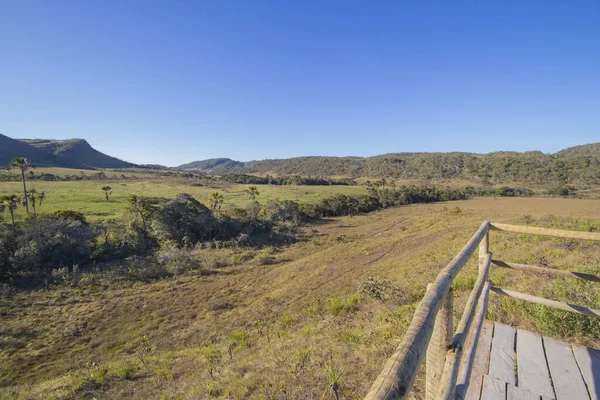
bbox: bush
[10,214,96,276]
[156,248,200,275]
[152,194,215,246]
[114,362,134,380]
[360,276,392,301]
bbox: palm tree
[292,175,304,200]
[209,192,224,214]
[27,189,39,214]
[0,194,19,227]
[245,186,260,217]
[102,186,112,201]
[38,191,46,207]
[327,177,334,197]
[8,157,35,213]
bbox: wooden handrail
[492,260,600,282]
[490,287,600,319]
[364,221,490,400]
[490,223,600,241]
[365,221,600,399]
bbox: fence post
[426,286,453,400]
[479,228,489,271]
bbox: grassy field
[1,197,600,399]
[0,179,365,221]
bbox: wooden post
[426,286,453,400]
[478,229,489,272]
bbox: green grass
[0,178,365,221]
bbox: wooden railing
[364,221,600,400]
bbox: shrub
[11,214,96,276]
[360,276,392,301]
[156,248,200,275]
[325,294,362,316]
[114,362,134,380]
[152,193,215,246]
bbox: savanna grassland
[2,197,600,399]
[0,171,365,221]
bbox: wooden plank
[490,287,600,319]
[516,329,555,399]
[544,336,589,400]
[489,322,516,384]
[572,344,600,400]
[492,260,600,283]
[481,375,507,399]
[506,382,544,400]
[490,223,600,241]
[461,320,494,400]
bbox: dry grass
[1,197,600,399]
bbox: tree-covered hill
[178,143,600,185]
[0,134,137,169]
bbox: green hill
[0,134,137,169]
[178,143,600,185]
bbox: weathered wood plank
[426,288,453,400]
[506,382,544,400]
[490,223,600,241]
[481,375,507,399]
[491,260,600,283]
[572,344,600,400]
[490,287,600,319]
[516,329,554,399]
[544,336,589,400]
[460,320,494,400]
[489,322,516,384]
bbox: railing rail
[364,221,490,400]
[365,220,600,400]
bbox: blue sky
[1,1,599,166]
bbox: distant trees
[8,157,35,213]
[102,185,112,201]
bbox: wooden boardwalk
[458,320,600,400]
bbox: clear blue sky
[1,1,599,166]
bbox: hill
[0,134,137,169]
[177,158,244,172]
[178,143,600,185]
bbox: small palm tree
[38,191,46,207]
[27,188,39,214]
[8,157,35,213]
[102,186,112,201]
[0,194,19,226]
[327,177,333,197]
[292,175,304,200]
[208,192,224,214]
[245,186,260,217]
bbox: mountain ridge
[0,134,137,169]
[176,142,600,184]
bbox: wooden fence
[364,222,600,400]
